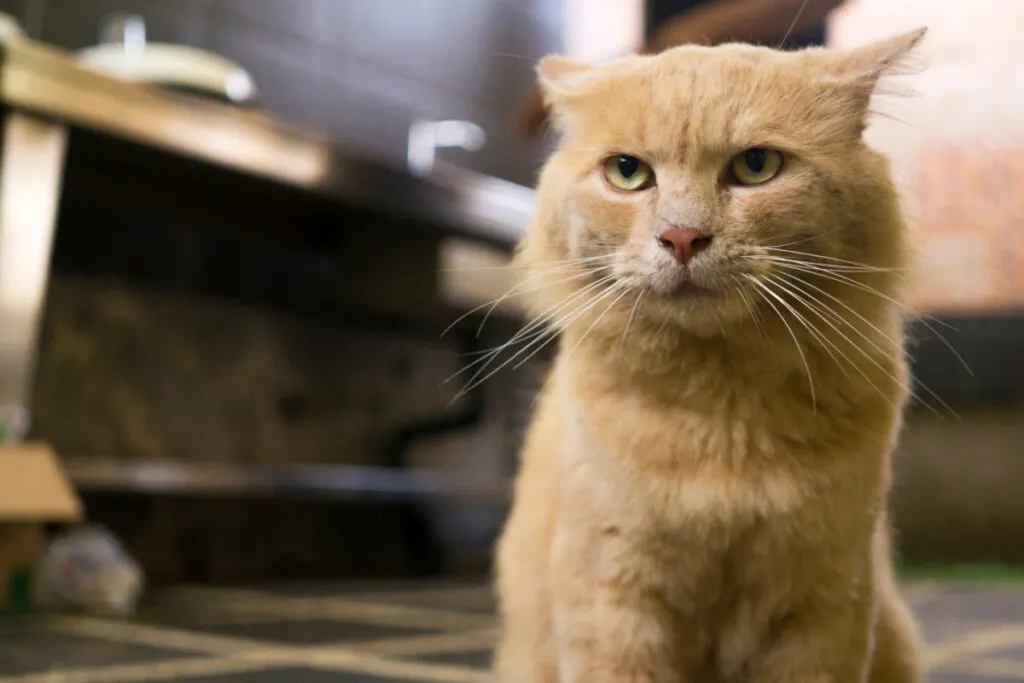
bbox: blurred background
[0,0,1018,680]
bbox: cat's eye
[603,155,654,192]
[729,148,783,186]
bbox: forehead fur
[539,29,926,160]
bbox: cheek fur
[567,178,654,256]
[725,165,837,249]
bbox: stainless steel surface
[1,37,534,246]
[0,37,532,485]
[0,113,68,442]
[65,458,510,501]
[407,119,487,177]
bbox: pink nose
[657,227,711,265]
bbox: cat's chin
[650,278,719,301]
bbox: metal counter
[0,35,533,493]
[0,37,534,246]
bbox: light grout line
[33,584,1023,682]
[44,615,295,658]
[135,608,318,629]
[357,628,499,656]
[191,589,494,631]
[0,656,280,683]
[36,613,493,682]
[163,584,497,620]
[302,648,491,683]
[926,624,1024,667]
[921,617,1022,659]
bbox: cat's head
[518,29,926,342]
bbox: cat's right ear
[537,56,592,94]
[536,55,594,131]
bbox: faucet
[100,12,148,56]
[407,119,486,177]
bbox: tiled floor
[0,581,1021,681]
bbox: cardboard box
[0,442,82,612]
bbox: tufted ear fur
[535,55,599,132]
[826,27,928,127]
[833,27,927,83]
[537,56,593,93]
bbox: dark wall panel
[0,0,562,185]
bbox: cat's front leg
[752,598,874,683]
[550,523,682,683]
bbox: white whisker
[765,227,844,250]
[443,273,617,385]
[620,289,645,350]
[749,253,899,274]
[770,272,958,419]
[455,280,626,398]
[512,281,630,371]
[733,283,767,340]
[474,267,603,337]
[561,283,634,368]
[746,256,970,373]
[442,266,600,338]
[760,275,856,385]
[743,274,817,413]
[760,247,907,272]
[764,274,903,411]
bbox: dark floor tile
[256,581,430,597]
[259,580,487,598]
[970,646,1024,662]
[915,588,1024,623]
[920,618,1001,646]
[132,597,253,629]
[189,618,435,645]
[0,622,189,675]
[250,581,496,613]
[931,673,1024,683]
[356,585,496,614]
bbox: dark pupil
[744,148,767,173]
[617,156,639,178]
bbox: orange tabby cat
[494,29,927,683]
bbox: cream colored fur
[494,29,928,683]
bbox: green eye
[729,148,783,186]
[603,155,654,191]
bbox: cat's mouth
[638,273,721,303]
[644,263,721,300]
[658,279,719,300]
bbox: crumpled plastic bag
[36,524,144,617]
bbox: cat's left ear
[829,27,928,104]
